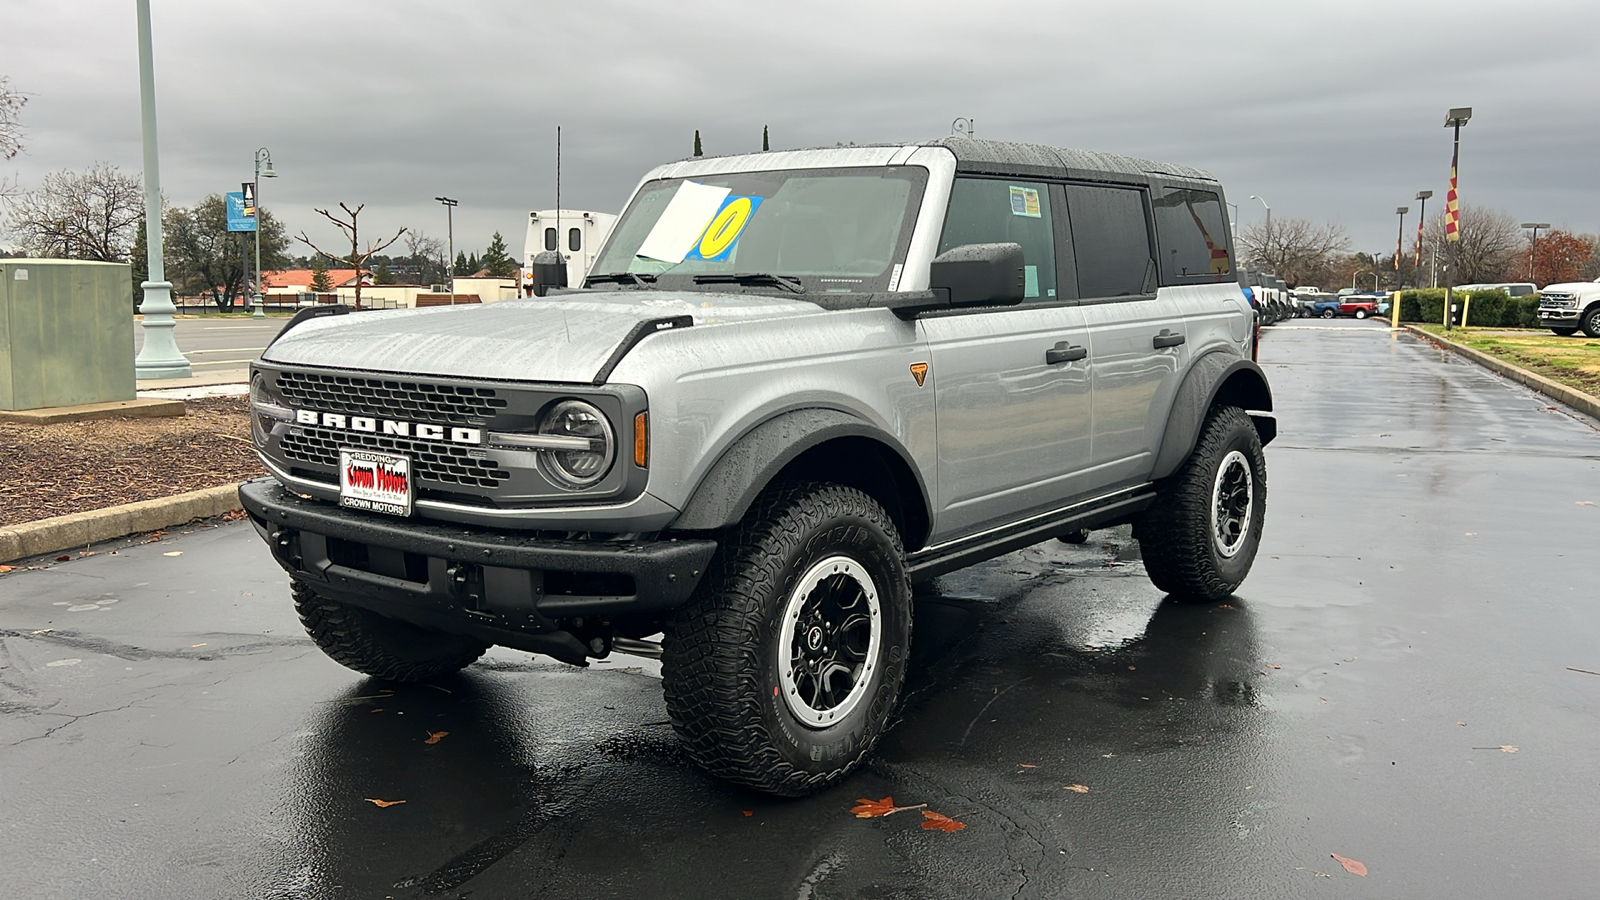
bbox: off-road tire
[662,482,912,797]
[1058,529,1090,544]
[292,581,488,680]
[1135,406,1267,601]
[1551,327,1578,337]
[1582,308,1600,339]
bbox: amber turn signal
[633,412,648,467]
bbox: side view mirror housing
[928,242,1026,309]
[531,250,567,297]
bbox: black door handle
[1045,341,1088,365]
[1153,330,1186,349]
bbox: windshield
[590,166,927,293]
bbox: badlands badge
[339,448,413,517]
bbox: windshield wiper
[584,272,657,287]
[692,273,805,293]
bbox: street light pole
[1248,194,1270,229]
[1226,201,1239,247]
[252,147,275,319]
[132,0,191,380]
[1394,206,1409,289]
[1443,107,1471,331]
[435,196,457,304]
[1520,222,1550,284]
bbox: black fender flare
[1151,353,1275,481]
[670,407,931,536]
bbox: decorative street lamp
[435,196,457,303]
[252,147,275,319]
[132,0,191,380]
[1249,194,1271,229]
[1442,107,1471,331]
[1521,222,1550,284]
[1415,190,1433,286]
[1394,206,1409,289]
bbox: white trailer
[523,209,618,291]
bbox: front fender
[1151,353,1274,481]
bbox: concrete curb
[0,484,242,564]
[1404,326,1600,421]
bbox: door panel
[1080,297,1185,483]
[924,305,1092,540]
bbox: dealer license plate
[338,448,413,517]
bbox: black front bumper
[239,479,717,660]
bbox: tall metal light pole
[1443,107,1471,331]
[1521,222,1550,284]
[1248,194,1270,229]
[1226,200,1240,246]
[252,147,275,319]
[1394,206,1409,289]
[132,0,191,380]
[1414,190,1433,285]
[435,196,457,303]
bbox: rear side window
[1152,187,1232,283]
[543,227,557,251]
[569,228,582,252]
[938,178,1057,300]
[1064,184,1153,298]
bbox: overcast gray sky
[5,0,1597,263]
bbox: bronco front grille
[276,371,508,426]
[280,427,511,489]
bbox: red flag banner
[1444,148,1460,243]
[1415,218,1425,269]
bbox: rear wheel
[292,581,488,680]
[1321,308,1335,319]
[1135,406,1267,601]
[662,482,912,796]
[1354,309,1368,319]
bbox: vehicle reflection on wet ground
[3,320,1598,898]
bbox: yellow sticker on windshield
[686,195,763,262]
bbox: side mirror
[531,250,567,297]
[928,242,1026,308]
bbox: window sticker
[683,194,764,262]
[1009,186,1041,218]
[1024,265,1040,298]
[887,263,904,292]
[636,182,732,264]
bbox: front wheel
[293,581,488,680]
[1354,309,1368,319]
[1135,406,1267,601]
[662,482,912,796]
[1582,308,1600,338]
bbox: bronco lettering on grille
[295,409,482,445]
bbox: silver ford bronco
[242,138,1273,795]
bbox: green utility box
[0,259,135,410]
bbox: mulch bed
[0,397,265,528]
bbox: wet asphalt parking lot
[3,321,1599,898]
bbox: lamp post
[1521,222,1550,284]
[1248,194,1270,229]
[1394,206,1409,289]
[1443,106,1471,331]
[1226,200,1239,246]
[132,0,191,379]
[252,148,275,319]
[434,196,457,303]
[1415,190,1433,286]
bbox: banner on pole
[1444,150,1460,243]
[226,191,256,232]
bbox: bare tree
[4,163,144,261]
[1238,217,1350,287]
[296,203,406,310]
[403,229,447,286]
[1423,204,1522,285]
[0,75,24,161]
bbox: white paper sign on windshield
[635,182,732,264]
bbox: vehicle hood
[1540,281,1600,296]
[259,291,829,383]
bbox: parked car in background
[1338,294,1382,319]
[1537,277,1600,336]
[1458,282,1538,298]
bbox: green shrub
[1399,288,1535,327]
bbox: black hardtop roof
[929,137,1221,190]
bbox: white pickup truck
[1537,277,1600,336]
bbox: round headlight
[537,400,615,488]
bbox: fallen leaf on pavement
[0,566,12,573]
[1017,763,1037,769]
[364,798,406,808]
[424,731,449,745]
[1330,853,1367,876]
[163,551,183,557]
[1266,663,1283,670]
[1577,501,1595,506]
[1472,745,1519,752]
[851,797,926,818]
[190,643,207,648]
[1063,784,1090,793]
[742,810,753,817]
[1457,721,1467,726]
[55,555,70,562]
[921,810,967,832]
[78,551,96,557]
